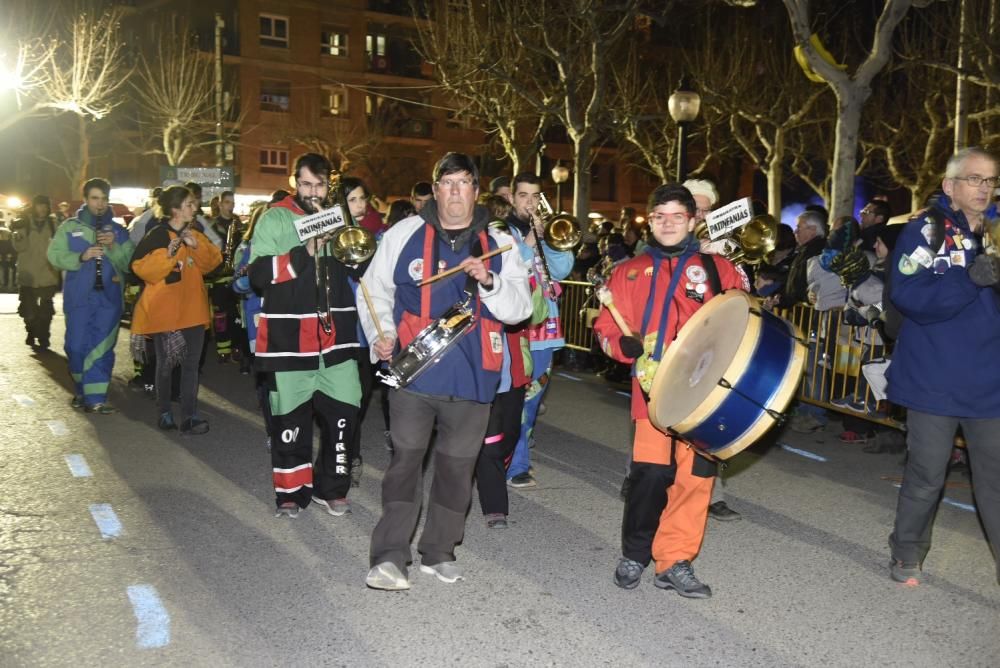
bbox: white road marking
[778,444,828,462]
[555,372,581,382]
[46,420,70,436]
[12,394,35,407]
[88,503,122,539]
[126,585,171,649]
[65,454,92,477]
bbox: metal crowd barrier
[557,280,903,430]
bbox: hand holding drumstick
[596,286,644,360]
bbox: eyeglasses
[296,180,327,192]
[648,212,689,226]
[953,175,1000,188]
[436,178,475,190]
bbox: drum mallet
[358,279,387,343]
[596,286,634,337]
[417,244,513,286]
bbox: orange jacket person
[131,185,222,435]
[593,183,747,599]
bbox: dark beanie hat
[33,194,51,207]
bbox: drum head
[648,292,755,430]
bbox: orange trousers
[625,419,715,573]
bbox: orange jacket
[131,226,222,335]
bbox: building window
[259,14,289,48]
[260,80,290,113]
[365,94,384,118]
[366,33,387,71]
[322,86,348,117]
[321,26,349,57]
[260,148,289,174]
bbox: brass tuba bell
[727,214,779,266]
[537,192,582,251]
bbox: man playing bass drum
[593,183,748,599]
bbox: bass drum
[647,291,805,459]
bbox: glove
[619,335,644,360]
[968,254,1000,286]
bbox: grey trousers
[890,410,1000,574]
[369,389,490,569]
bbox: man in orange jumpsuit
[594,183,748,598]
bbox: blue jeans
[508,348,554,478]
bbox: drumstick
[417,244,513,286]
[596,287,634,337]
[358,279,386,342]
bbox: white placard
[706,197,754,240]
[293,205,347,242]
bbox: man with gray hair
[886,146,1000,586]
[779,208,827,307]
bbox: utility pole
[215,13,225,167]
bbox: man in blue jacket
[887,147,1000,586]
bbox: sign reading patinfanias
[293,205,347,242]
[706,197,754,240]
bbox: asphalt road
[0,293,997,667]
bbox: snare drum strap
[640,251,693,363]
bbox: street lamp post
[551,162,570,213]
[667,77,701,182]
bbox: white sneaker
[313,497,350,516]
[419,561,464,583]
[366,562,410,590]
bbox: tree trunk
[572,135,593,222]
[74,115,90,194]
[767,130,785,217]
[830,89,863,219]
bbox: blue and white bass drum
[647,291,806,460]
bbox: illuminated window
[322,86,348,117]
[321,27,348,57]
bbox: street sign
[159,166,235,202]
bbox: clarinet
[93,224,112,291]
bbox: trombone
[530,192,582,298]
[314,179,381,336]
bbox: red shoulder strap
[419,225,436,320]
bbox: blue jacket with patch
[887,193,1000,417]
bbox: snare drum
[377,299,476,389]
[647,291,805,459]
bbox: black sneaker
[708,501,742,522]
[180,418,210,435]
[654,560,712,598]
[485,513,508,529]
[890,559,923,585]
[25,334,34,347]
[614,557,644,589]
[507,473,536,488]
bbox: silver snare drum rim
[377,300,476,389]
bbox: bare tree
[863,7,1000,210]
[679,7,832,215]
[609,46,731,184]
[0,8,130,134]
[492,0,639,220]
[131,27,221,166]
[413,2,548,175]
[781,0,916,219]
